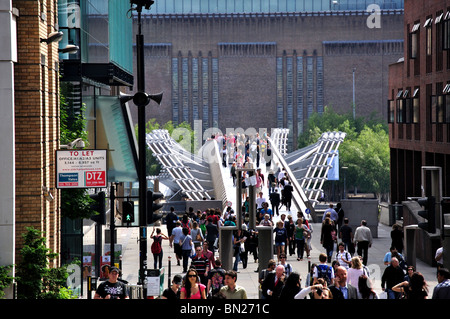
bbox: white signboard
[56,150,107,188]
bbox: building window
[192,58,199,121]
[410,22,420,59]
[388,100,395,123]
[172,58,179,124]
[396,90,405,123]
[202,57,209,132]
[425,17,433,73]
[306,56,314,118]
[404,89,412,124]
[445,93,450,124]
[296,56,304,134]
[276,57,283,128]
[211,58,219,128]
[413,88,420,124]
[436,11,444,71]
[431,95,445,124]
[444,11,450,50]
[316,56,324,114]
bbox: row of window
[276,55,324,151]
[408,9,450,74]
[388,87,450,124]
[172,56,219,131]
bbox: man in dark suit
[261,265,285,299]
[269,189,281,216]
[328,266,359,299]
[283,182,294,211]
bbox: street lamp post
[135,2,148,295]
[130,0,163,297]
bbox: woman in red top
[180,269,207,299]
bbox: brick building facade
[388,0,450,204]
[126,8,404,151]
[13,0,61,264]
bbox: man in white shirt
[335,242,352,269]
[322,203,338,224]
[169,221,183,266]
[256,192,267,211]
[353,220,373,266]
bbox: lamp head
[41,31,64,44]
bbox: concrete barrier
[340,199,379,238]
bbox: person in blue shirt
[259,202,273,221]
[274,221,288,262]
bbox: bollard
[168,256,172,289]
[405,225,419,270]
[219,226,238,271]
[256,226,274,275]
[443,226,450,270]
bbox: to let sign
[56,150,107,189]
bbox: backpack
[316,264,333,285]
[151,236,162,254]
[336,251,351,263]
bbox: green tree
[16,227,72,299]
[0,265,14,299]
[339,124,390,200]
[298,106,390,200]
[60,83,94,219]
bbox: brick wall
[13,0,61,266]
[118,12,404,147]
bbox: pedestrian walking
[261,265,285,299]
[269,188,281,217]
[94,267,129,299]
[335,242,352,269]
[162,274,182,299]
[180,268,207,299]
[165,206,178,237]
[294,217,309,261]
[313,253,334,286]
[169,221,184,266]
[207,259,226,298]
[432,268,450,299]
[328,266,359,299]
[358,275,378,299]
[150,227,169,269]
[320,217,335,263]
[280,272,302,299]
[353,220,373,266]
[274,221,288,261]
[381,257,405,299]
[339,218,354,255]
[219,270,248,299]
[205,217,219,254]
[392,271,428,299]
[190,246,209,286]
[179,227,193,273]
[390,223,404,254]
[347,256,367,294]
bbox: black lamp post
[129,0,162,296]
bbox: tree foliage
[60,83,94,219]
[0,265,14,299]
[298,106,390,200]
[16,228,72,299]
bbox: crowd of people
[93,132,450,300]
[144,200,450,300]
[94,200,450,300]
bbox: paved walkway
[83,210,440,299]
[83,159,440,299]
